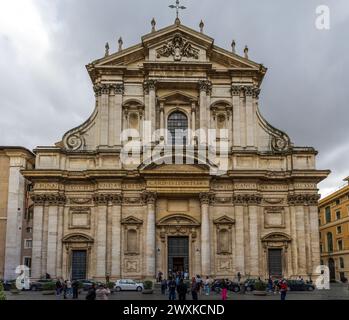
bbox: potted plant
[0,281,6,300]
[253,280,267,296]
[142,280,154,294]
[42,282,56,295]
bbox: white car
[114,279,144,292]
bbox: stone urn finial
[231,40,236,53]
[199,20,204,33]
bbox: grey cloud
[0,0,348,195]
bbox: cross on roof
[169,0,187,20]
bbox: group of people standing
[55,279,111,300]
[55,279,79,299]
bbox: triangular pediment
[121,216,143,225]
[91,23,261,71]
[142,163,209,173]
[213,215,235,225]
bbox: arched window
[327,232,333,252]
[167,111,188,145]
[127,229,138,253]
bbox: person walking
[237,272,241,284]
[267,277,273,292]
[72,280,79,299]
[279,279,288,301]
[86,284,96,300]
[168,277,177,300]
[161,278,167,295]
[66,279,72,298]
[177,279,188,301]
[96,284,111,300]
[191,277,199,300]
[204,276,210,296]
[55,279,62,298]
[221,279,228,300]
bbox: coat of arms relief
[156,33,199,61]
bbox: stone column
[308,195,321,276]
[191,102,196,144]
[95,84,110,147]
[144,80,157,136]
[159,102,165,140]
[56,202,65,278]
[245,86,255,148]
[231,85,241,148]
[233,195,245,275]
[247,195,262,277]
[41,205,49,277]
[289,202,298,276]
[93,194,109,279]
[110,194,123,279]
[4,156,27,280]
[144,192,157,278]
[46,194,65,278]
[109,83,124,147]
[30,195,45,279]
[200,193,212,277]
[198,80,211,138]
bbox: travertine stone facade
[22,20,329,281]
[0,147,34,280]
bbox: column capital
[231,84,243,96]
[143,80,157,94]
[198,80,212,95]
[110,193,123,205]
[232,194,262,205]
[199,192,215,205]
[30,193,66,205]
[93,193,110,205]
[111,83,125,95]
[288,193,320,206]
[142,191,157,205]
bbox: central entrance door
[71,250,87,280]
[268,249,283,277]
[168,237,189,275]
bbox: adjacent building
[0,147,34,280]
[1,18,329,281]
[318,178,349,282]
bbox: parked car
[76,279,96,291]
[114,279,144,292]
[286,280,315,291]
[211,279,240,293]
[30,279,56,291]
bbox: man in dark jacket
[177,279,188,300]
[72,280,79,299]
[86,284,96,300]
[168,277,177,300]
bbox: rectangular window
[336,211,341,220]
[325,206,331,223]
[337,226,342,234]
[338,240,343,251]
[24,239,32,249]
[335,199,340,206]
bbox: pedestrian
[62,280,67,299]
[204,276,210,296]
[86,284,96,300]
[55,279,63,298]
[184,270,189,280]
[191,277,199,300]
[161,278,167,295]
[168,277,177,300]
[237,272,241,284]
[221,279,228,300]
[195,275,203,295]
[66,279,72,297]
[267,277,273,292]
[177,278,188,300]
[279,279,288,300]
[72,280,79,299]
[96,284,110,300]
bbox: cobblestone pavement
[4,283,349,301]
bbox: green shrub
[107,282,114,289]
[254,281,267,291]
[143,280,153,290]
[42,282,56,291]
[0,282,6,301]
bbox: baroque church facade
[20,19,329,281]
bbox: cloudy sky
[0,0,348,196]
